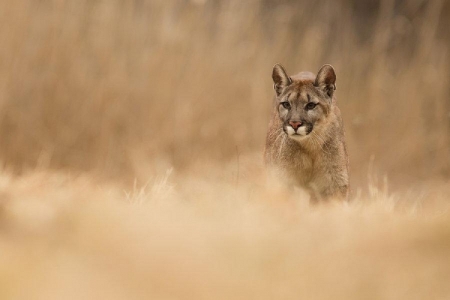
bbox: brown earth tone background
[1,0,449,186]
[0,0,449,299]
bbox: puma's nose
[289,121,302,130]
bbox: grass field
[0,0,449,299]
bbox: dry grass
[0,0,450,299]
[1,171,450,299]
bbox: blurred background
[0,0,449,189]
[1,1,450,299]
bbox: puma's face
[272,64,336,141]
[277,90,328,140]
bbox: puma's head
[272,64,336,141]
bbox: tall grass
[0,0,449,299]
[0,0,448,184]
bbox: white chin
[285,126,308,140]
[288,134,307,141]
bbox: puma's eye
[281,102,291,109]
[305,102,317,110]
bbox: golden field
[0,0,449,299]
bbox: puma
[264,64,349,202]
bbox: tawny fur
[264,64,349,202]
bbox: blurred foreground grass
[0,171,450,299]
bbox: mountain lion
[264,64,349,202]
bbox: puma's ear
[315,64,336,98]
[272,64,292,96]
